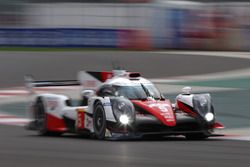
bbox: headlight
[205,113,214,122]
[110,97,135,125]
[193,94,215,122]
[119,115,129,125]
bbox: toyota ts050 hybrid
[25,70,224,140]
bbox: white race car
[25,70,224,140]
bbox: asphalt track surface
[1,51,250,167]
[0,125,250,167]
[1,51,250,87]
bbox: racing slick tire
[93,101,107,140]
[34,97,62,136]
[185,133,209,140]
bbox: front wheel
[93,101,107,140]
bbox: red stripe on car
[132,100,176,127]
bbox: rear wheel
[34,97,62,136]
[35,98,48,135]
[93,101,106,140]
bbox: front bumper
[106,113,216,138]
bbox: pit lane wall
[0,2,249,51]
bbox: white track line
[151,51,250,59]
[0,86,80,99]
[0,95,13,98]
[214,135,250,141]
[0,114,30,126]
[0,118,30,126]
[150,67,250,86]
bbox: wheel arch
[33,93,69,114]
[32,94,69,133]
[89,97,116,122]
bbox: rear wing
[77,70,140,89]
[25,70,139,94]
[24,75,80,94]
[24,71,116,94]
[78,71,113,89]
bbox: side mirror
[81,90,95,98]
[182,86,192,95]
[160,94,166,100]
[80,90,95,106]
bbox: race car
[25,70,224,140]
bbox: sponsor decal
[47,99,58,110]
[132,100,176,126]
[148,103,174,120]
[148,103,170,112]
[103,102,111,106]
[77,111,85,129]
[85,115,93,130]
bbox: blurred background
[0,0,249,50]
[0,2,250,166]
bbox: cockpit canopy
[97,83,162,100]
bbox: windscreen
[143,84,161,100]
[115,84,161,100]
[116,85,147,100]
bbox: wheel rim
[94,106,104,132]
